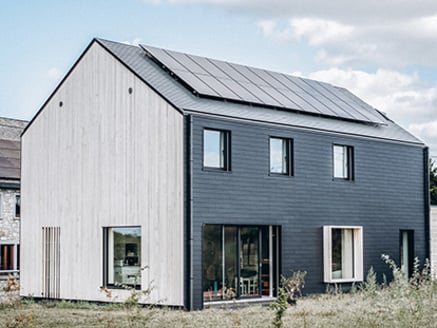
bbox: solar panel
[140,44,386,125]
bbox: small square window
[103,227,142,288]
[270,137,293,176]
[203,129,231,171]
[0,244,19,275]
[323,226,363,283]
[333,145,354,180]
[15,194,20,218]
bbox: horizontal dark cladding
[189,114,426,309]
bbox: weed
[270,270,307,328]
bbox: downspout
[423,147,430,260]
[185,114,194,310]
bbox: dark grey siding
[189,114,426,310]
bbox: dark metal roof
[0,118,27,180]
[96,39,422,146]
[140,44,386,125]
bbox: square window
[323,226,363,283]
[15,194,20,218]
[203,129,231,171]
[333,145,354,180]
[0,244,19,275]
[270,137,293,176]
[104,227,142,288]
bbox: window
[0,193,2,218]
[104,227,141,288]
[270,137,293,175]
[203,129,231,171]
[15,194,20,218]
[0,244,19,276]
[333,145,354,180]
[323,226,363,283]
[203,225,280,302]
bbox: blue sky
[1,0,437,158]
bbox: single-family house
[0,117,27,282]
[20,39,429,309]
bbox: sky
[1,0,437,159]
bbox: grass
[0,287,435,328]
[1,257,436,328]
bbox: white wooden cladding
[21,42,185,306]
[42,227,61,299]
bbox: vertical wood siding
[21,43,184,306]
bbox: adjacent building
[0,117,27,280]
[20,39,429,309]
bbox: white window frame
[323,225,363,283]
[0,192,2,219]
[0,243,20,277]
[333,145,354,180]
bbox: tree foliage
[431,159,437,205]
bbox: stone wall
[0,189,19,243]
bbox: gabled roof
[24,38,423,146]
[96,39,423,146]
[0,117,27,180]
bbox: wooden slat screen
[42,227,60,298]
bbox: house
[0,117,27,282]
[20,38,429,310]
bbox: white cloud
[289,18,354,46]
[47,67,62,81]
[142,0,437,68]
[257,15,437,67]
[142,0,437,24]
[122,38,142,46]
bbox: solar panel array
[140,45,385,125]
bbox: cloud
[257,18,354,46]
[142,0,437,23]
[258,15,437,67]
[122,38,142,46]
[142,1,437,68]
[47,67,62,81]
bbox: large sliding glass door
[203,225,280,302]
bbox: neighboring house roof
[24,38,424,147]
[0,117,27,182]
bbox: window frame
[14,193,20,219]
[333,144,354,180]
[323,225,363,283]
[203,128,231,172]
[0,192,2,219]
[269,136,294,176]
[103,226,142,289]
[0,243,20,277]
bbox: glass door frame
[202,224,280,303]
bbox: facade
[0,117,27,280]
[21,39,429,310]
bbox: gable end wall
[20,42,184,306]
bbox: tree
[430,159,437,205]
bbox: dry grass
[0,288,435,328]
[1,258,436,328]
